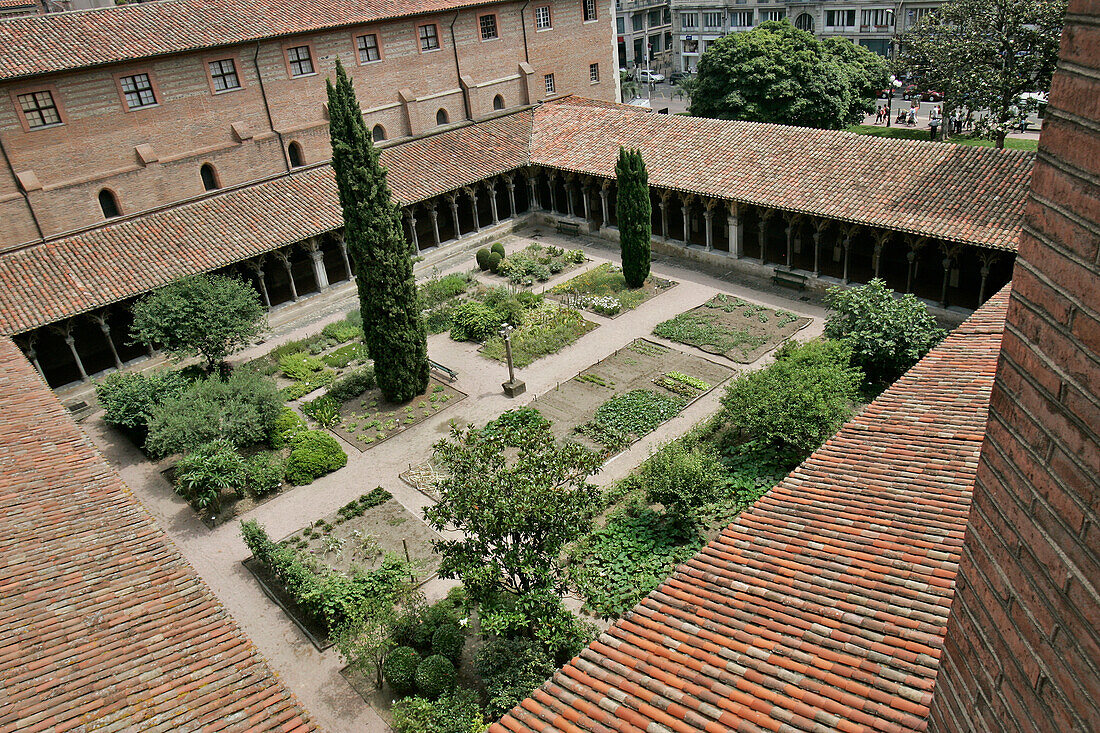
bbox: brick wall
[0,0,615,245]
[926,2,1100,730]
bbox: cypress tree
[615,147,651,288]
[327,60,429,402]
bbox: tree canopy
[690,21,888,129]
[615,147,652,288]
[896,0,1066,147]
[327,59,429,402]
[130,273,265,371]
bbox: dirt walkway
[81,229,825,732]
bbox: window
[764,10,785,21]
[119,73,156,109]
[583,0,596,22]
[703,12,722,28]
[795,12,814,31]
[288,141,304,167]
[682,39,699,54]
[17,90,61,128]
[680,12,697,28]
[357,34,381,63]
[665,31,672,49]
[418,23,440,50]
[632,14,644,31]
[436,108,449,125]
[535,6,551,29]
[861,8,893,26]
[493,94,505,110]
[647,9,660,26]
[208,59,240,92]
[731,10,753,27]
[589,62,600,83]
[616,16,624,33]
[906,7,934,26]
[98,189,121,219]
[200,163,219,191]
[286,45,314,76]
[544,73,555,94]
[664,8,671,23]
[826,9,856,27]
[479,14,498,39]
[372,125,386,142]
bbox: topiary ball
[487,252,503,273]
[383,646,421,696]
[475,248,492,271]
[490,242,506,257]
[431,624,465,664]
[415,654,456,700]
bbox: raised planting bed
[475,240,588,287]
[479,301,597,368]
[652,294,811,363]
[326,378,467,452]
[548,262,676,317]
[242,487,442,650]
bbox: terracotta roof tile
[493,287,1011,733]
[0,0,510,80]
[0,336,315,731]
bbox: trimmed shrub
[327,366,376,403]
[475,248,492,271]
[415,655,456,700]
[269,406,306,448]
[490,242,506,257]
[244,452,284,497]
[384,646,421,695]
[449,301,503,342]
[96,369,190,433]
[487,252,502,273]
[284,430,348,485]
[391,689,485,733]
[474,638,555,719]
[175,439,245,513]
[430,624,465,664]
[638,442,726,528]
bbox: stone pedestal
[502,379,526,397]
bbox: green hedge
[415,655,456,700]
[384,646,421,695]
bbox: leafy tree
[896,0,1065,147]
[391,688,487,733]
[95,368,190,433]
[474,638,556,719]
[823,278,946,384]
[721,339,861,454]
[130,273,265,371]
[327,59,429,402]
[619,70,641,101]
[335,585,422,688]
[423,409,603,602]
[636,441,725,530]
[615,148,652,288]
[690,21,886,129]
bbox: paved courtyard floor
[81,228,826,731]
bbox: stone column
[24,338,46,382]
[447,194,461,238]
[548,175,558,213]
[487,181,499,224]
[429,204,441,246]
[307,238,330,289]
[905,237,925,294]
[681,197,691,244]
[757,209,774,266]
[405,210,420,253]
[527,174,540,211]
[840,227,856,285]
[505,178,517,218]
[564,177,575,218]
[978,251,998,305]
[93,314,123,369]
[335,236,353,281]
[467,188,481,232]
[872,232,890,280]
[812,219,829,277]
[599,182,611,229]
[940,244,958,308]
[703,202,714,251]
[728,202,743,258]
[61,327,88,382]
[274,251,298,301]
[659,194,670,241]
[580,185,591,225]
[247,259,271,308]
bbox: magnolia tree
[896,0,1066,147]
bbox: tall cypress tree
[615,147,651,288]
[327,60,429,402]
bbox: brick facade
[926,2,1100,730]
[0,0,616,246]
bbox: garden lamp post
[886,75,902,127]
[500,323,526,397]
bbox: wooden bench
[429,359,458,382]
[772,267,808,292]
[555,219,581,236]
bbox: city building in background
[615,0,674,69]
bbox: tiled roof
[0,0,37,10]
[531,97,1032,251]
[0,110,532,335]
[0,0,506,80]
[0,336,315,732]
[494,288,1010,733]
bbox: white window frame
[680,12,697,28]
[589,62,600,83]
[286,46,314,76]
[544,73,555,94]
[356,34,381,63]
[583,0,597,22]
[535,6,552,30]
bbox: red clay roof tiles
[493,288,1011,733]
[0,0,509,80]
[0,336,314,732]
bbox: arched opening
[436,108,449,126]
[372,124,386,142]
[795,13,814,31]
[493,94,505,111]
[287,141,304,168]
[200,163,219,191]
[98,189,121,219]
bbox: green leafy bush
[449,301,503,342]
[393,597,460,654]
[637,442,725,527]
[284,429,348,485]
[475,248,492,271]
[487,252,502,273]
[328,366,376,403]
[415,655,456,700]
[430,624,465,664]
[515,290,542,308]
[321,342,367,368]
[321,318,364,343]
[302,394,341,427]
[269,406,306,448]
[383,646,421,695]
[480,303,595,368]
[474,638,555,719]
[96,369,190,433]
[576,389,686,451]
[278,351,336,395]
[490,242,506,257]
[391,689,487,733]
[479,589,597,665]
[419,273,473,310]
[175,439,245,513]
[145,369,282,458]
[244,452,284,497]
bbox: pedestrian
[965,110,974,131]
[929,114,940,141]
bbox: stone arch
[98,189,121,219]
[200,163,220,191]
[795,12,814,31]
[436,108,449,126]
[287,141,305,168]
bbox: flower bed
[549,262,676,317]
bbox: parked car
[669,71,693,85]
[902,85,944,102]
[626,97,653,111]
[637,69,665,83]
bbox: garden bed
[652,294,811,362]
[548,262,676,317]
[328,378,467,452]
[478,301,597,368]
[476,241,588,287]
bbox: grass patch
[846,124,1039,151]
[481,302,596,367]
[550,262,674,316]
